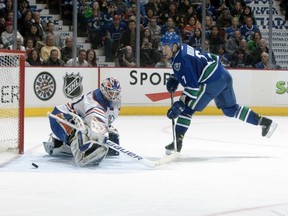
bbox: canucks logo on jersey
[174,63,181,71]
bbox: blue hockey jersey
[171,43,224,107]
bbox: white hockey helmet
[100,77,121,102]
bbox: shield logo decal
[63,72,83,99]
[174,63,181,71]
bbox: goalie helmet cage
[0,50,25,154]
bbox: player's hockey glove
[166,74,179,93]
[167,101,185,119]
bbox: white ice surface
[1,115,288,216]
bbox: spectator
[77,0,91,37]
[117,45,136,67]
[26,49,43,66]
[207,25,225,54]
[237,38,252,67]
[155,54,172,68]
[196,0,217,21]
[240,16,260,41]
[86,48,97,67]
[0,0,12,21]
[61,36,77,64]
[184,5,196,22]
[87,0,105,49]
[43,49,65,66]
[178,0,191,14]
[140,27,154,48]
[0,0,12,34]
[156,1,169,26]
[8,35,25,51]
[247,31,262,52]
[103,14,127,62]
[280,0,288,20]
[32,11,47,40]
[44,21,63,49]
[17,0,31,20]
[25,23,43,48]
[230,49,247,68]
[126,0,146,18]
[250,38,277,67]
[145,0,161,16]
[60,0,73,25]
[140,37,159,67]
[183,15,201,43]
[147,16,161,47]
[238,5,256,26]
[25,37,34,58]
[142,8,154,28]
[1,21,23,48]
[254,52,279,69]
[224,17,240,42]
[99,0,109,13]
[216,6,233,32]
[120,18,137,51]
[18,9,33,39]
[114,0,128,16]
[160,16,180,36]
[230,1,243,18]
[187,27,202,50]
[204,15,214,38]
[225,29,242,57]
[217,44,231,67]
[159,2,179,24]
[102,2,118,25]
[203,39,210,52]
[66,49,89,66]
[41,33,61,61]
[226,0,246,12]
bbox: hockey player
[43,77,121,167]
[160,32,278,154]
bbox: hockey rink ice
[1,115,288,216]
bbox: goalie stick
[47,112,180,167]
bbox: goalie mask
[100,77,121,102]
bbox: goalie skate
[43,134,72,156]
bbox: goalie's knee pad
[221,104,239,117]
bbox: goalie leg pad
[71,130,108,167]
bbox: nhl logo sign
[63,73,83,98]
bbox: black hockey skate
[165,136,183,155]
[259,117,278,138]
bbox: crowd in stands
[0,0,283,69]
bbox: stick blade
[153,152,180,167]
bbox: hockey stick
[47,112,180,167]
[170,92,177,151]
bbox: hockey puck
[32,163,39,168]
